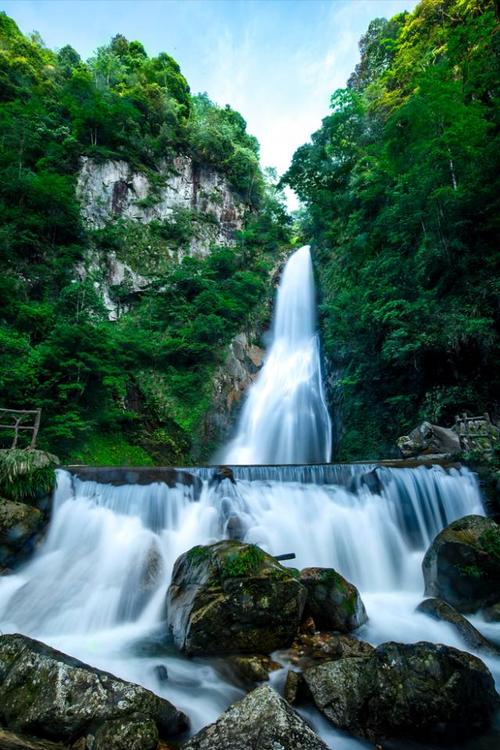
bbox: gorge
[0,1,499,748]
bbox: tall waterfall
[222,245,332,464]
[0,465,498,749]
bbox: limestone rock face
[183,685,329,750]
[76,156,245,254]
[0,634,187,743]
[166,541,307,655]
[304,640,498,743]
[0,499,44,566]
[300,567,367,632]
[422,514,500,612]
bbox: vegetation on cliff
[0,14,290,463]
[285,0,499,459]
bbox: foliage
[284,0,499,459]
[0,13,290,463]
[0,449,58,501]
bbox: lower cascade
[1,464,498,748]
[222,245,332,464]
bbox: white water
[222,245,332,464]
[1,465,499,749]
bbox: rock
[88,717,159,750]
[482,601,500,622]
[283,670,311,706]
[182,684,329,750]
[422,514,500,612]
[304,640,498,743]
[397,421,460,458]
[283,630,374,670]
[0,499,44,566]
[0,728,68,750]
[300,567,367,632]
[0,634,187,743]
[196,332,264,457]
[76,156,245,253]
[417,597,500,655]
[166,541,307,655]
[226,655,281,685]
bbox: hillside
[285,0,499,459]
[0,14,290,464]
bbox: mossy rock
[0,498,44,566]
[0,634,187,743]
[304,641,498,744]
[300,567,367,632]
[422,515,500,613]
[183,684,328,750]
[90,717,159,750]
[166,541,307,655]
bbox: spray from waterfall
[222,245,332,464]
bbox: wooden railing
[453,412,497,454]
[0,408,42,449]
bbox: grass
[67,433,154,466]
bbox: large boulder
[166,541,307,655]
[300,567,367,632]
[422,515,500,612]
[304,641,498,744]
[0,634,187,744]
[182,684,329,750]
[397,421,460,458]
[0,499,44,566]
[417,597,500,656]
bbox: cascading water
[1,465,499,749]
[222,245,332,464]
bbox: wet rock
[166,541,307,655]
[417,597,500,655]
[226,654,281,685]
[0,727,68,750]
[183,684,329,750]
[153,665,169,683]
[0,499,44,566]
[482,601,500,622]
[300,567,367,632]
[397,421,460,458]
[422,514,500,612]
[283,630,374,670]
[88,717,159,750]
[304,640,498,743]
[0,634,187,743]
[284,669,311,706]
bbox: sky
[1,0,419,205]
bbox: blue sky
[2,0,418,202]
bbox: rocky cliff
[77,155,245,254]
[75,155,248,321]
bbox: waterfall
[222,245,332,464]
[1,465,498,748]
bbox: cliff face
[77,155,246,256]
[194,332,265,460]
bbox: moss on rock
[166,541,307,655]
